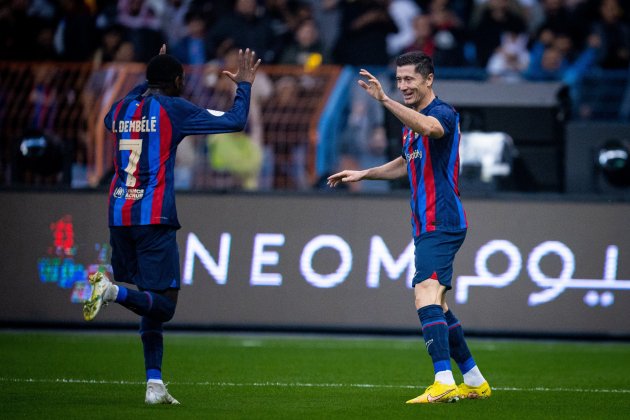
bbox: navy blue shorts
[412,229,467,290]
[109,225,181,292]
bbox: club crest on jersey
[405,150,422,161]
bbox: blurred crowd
[1,0,630,192]
[1,0,629,78]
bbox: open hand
[327,170,365,187]
[358,69,387,102]
[222,48,262,85]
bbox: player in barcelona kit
[328,51,491,403]
[83,44,260,405]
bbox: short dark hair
[146,54,184,87]
[395,51,434,79]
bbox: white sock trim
[463,366,486,387]
[435,370,456,385]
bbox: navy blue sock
[418,304,451,374]
[445,309,476,374]
[115,287,176,322]
[140,316,163,381]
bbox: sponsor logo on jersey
[125,188,144,200]
[112,187,144,200]
[405,150,422,161]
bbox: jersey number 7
[119,139,143,187]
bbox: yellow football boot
[458,381,492,399]
[406,381,459,404]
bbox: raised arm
[327,156,407,188]
[222,48,262,85]
[179,49,262,135]
[358,69,444,138]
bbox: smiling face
[395,64,434,110]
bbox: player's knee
[413,280,444,309]
[159,297,176,322]
[414,294,424,310]
[148,292,177,322]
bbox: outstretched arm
[327,157,407,187]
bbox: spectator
[311,0,342,61]
[532,0,589,50]
[446,0,475,26]
[54,0,99,61]
[532,0,569,34]
[486,32,530,82]
[113,40,137,62]
[279,18,327,66]
[32,18,59,61]
[359,125,390,192]
[208,0,279,63]
[203,47,273,190]
[171,11,210,65]
[266,0,313,33]
[82,35,139,187]
[524,31,600,113]
[405,14,436,57]
[266,0,315,58]
[161,0,194,47]
[337,125,390,192]
[337,78,388,192]
[427,0,469,67]
[591,0,630,70]
[117,0,163,30]
[92,24,128,66]
[28,66,59,133]
[333,0,398,66]
[94,0,120,29]
[471,0,527,67]
[262,75,311,189]
[386,0,422,57]
[117,0,165,62]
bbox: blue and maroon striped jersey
[402,97,467,238]
[104,81,252,228]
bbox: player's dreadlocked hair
[146,54,184,88]
[396,51,434,80]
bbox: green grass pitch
[1,331,629,419]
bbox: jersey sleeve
[176,81,252,136]
[428,105,455,139]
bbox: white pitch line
[1,377,629,394]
